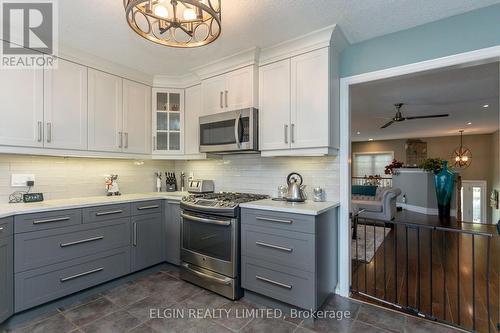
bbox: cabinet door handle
[37,121,43,142]
[220,91,224,108]
[46,122,52,143]
[95,210,123,216]
[225,90,228,108]
[255,241,293,252]
[33,217,70,225]
[124,132,129,149]
[118,132,123,148]
[60,267,104,283]
[291,123,295,143]
[133,222,137,247]
[256,216,293,224]
[256,275,292,289]
[137,205,159,210]
[60,236,104,248]
[153,136,156,151]
[284,124,288,144]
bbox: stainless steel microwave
[199,108,258,153]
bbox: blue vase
[434,161,455,220]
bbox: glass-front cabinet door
[152,88,184,154]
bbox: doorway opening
[340,50,500,332]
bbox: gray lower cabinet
[15,247,130,312]
[0,217,14,323]
[165,201,181,265]
[131,212,164,272]
[241,207,338,310]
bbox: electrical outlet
[11,174,35,187]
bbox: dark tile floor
[3,266,462,333]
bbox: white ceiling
[351,62,500,142]
[58,0,500,76]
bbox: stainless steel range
[180,192,268,299]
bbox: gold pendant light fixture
[452,130,472,169]
[123,0,221,48]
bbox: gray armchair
[352,187,402,221]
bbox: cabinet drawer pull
[137,205,159,210]
[256,217,293,224]
[33,217,71,225]
[60,236,104,248]
[255,241,293,252]
[60,267,104,283]
[255,275,292,289]
[95,210,123,216]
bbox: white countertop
[0,192,188,219]
[239,199,340,216]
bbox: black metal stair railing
[350,215,499,333]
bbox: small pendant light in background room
[452,130,472,169]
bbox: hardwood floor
[351,211,499,333]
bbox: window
[352,152,394,177]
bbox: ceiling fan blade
[405,114,449,120]
[380,120,395,129]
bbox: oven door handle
[180,212,232,226]
[182,263,232,285]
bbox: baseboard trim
[397,203,456,217]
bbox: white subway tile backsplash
[0,153,340,204]
[0,155,174,203]
[175,154,340,201]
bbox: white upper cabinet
[290,48,329,149]
[259,47,336,156]
[201,65,257,114]
[201,75,226,114]
[88,69,123,152]
[152,88,184,155]
[44,58,88,150]
[259,59,291,151]
[0,53,43,148]
[225,66,257,110]
[185,85,204,156]
[123,80,151,154]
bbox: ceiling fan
[380,103,449,129]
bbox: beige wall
[353,133,494,181]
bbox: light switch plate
[11,174,35,187]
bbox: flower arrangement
[419,158,444,174]
[384,159,404,175]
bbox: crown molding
[259,24,339,66]
[58,44,154,86]
[153,73,200,88]
[192,47,260,79]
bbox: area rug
[351,225,391,263]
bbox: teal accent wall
[340,4,500,77]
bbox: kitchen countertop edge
[240,199,340,216]
[0,192,188,219]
